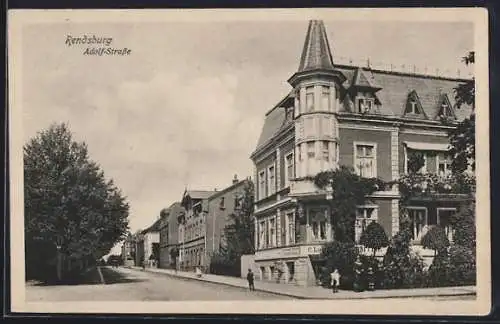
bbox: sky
[20,18,473,255]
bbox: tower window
[321,86,330,111]
[322,141,329,161]
[307,142,315,158]
[306,87,315,112]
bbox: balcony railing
[289,178,325,197]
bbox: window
[284,152,295,187]
[406,99,418,114]
[258,170,266,200]
[258,220,266,249]
[269,217,276,247]
[406,150,427,174]
[355,208,377,243]
[219,197,225,209]
[234,194,241,210]
[307,142,315,159]
[437,153,452,177]
[354,143,376,178]
[267,164,276,195]
[286,212,295,245]
[310,209,327,241]
[358,98,373,113]
[407,207,427,242]
[322,141,329,161]
[285,107,294,121]
[437,208,456,242]
[298,145,303,161]
[306,86,315,112]
[321,86,330,111]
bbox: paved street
[26,266,293,301]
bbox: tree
[451,201,476,250]
[421,226,450,257]
[359,222,390,257]
[24,123,129,282]
[449,51,475,174]
[222,181,255,256]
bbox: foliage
[381,230,426,289]
[448,244,476,286]
[308,166,384,242]
[449,51,475,174]
[451,201,476,250]
[24,123,129,281]
[209,181,255,277]
[320,241,359,289]
[425,253,451,287]
[421,226,450,256]
[407,152,426,175]
[359,222,390,257]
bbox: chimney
[232,174,239,184]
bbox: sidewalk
[126,266,476,300]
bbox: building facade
[205,175,252,267]
[120,232,136,267]
[158,202,184,269]
[178,190,214,271]
[250,20,473,287]
[142,219,161,267]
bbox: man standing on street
[247,269,255,291]
[330,268,340,293]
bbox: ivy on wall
[301,166,385,243]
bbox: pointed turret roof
[297,20,335,72]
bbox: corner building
[250,20,473,286]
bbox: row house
[158,202,184,268]
[205,175,252,265]
[178,190,214,270]
[140,218,161,267]
[250,20,473,287]
[120,232,136,267]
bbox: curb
[133,267,307,299]
[127,267,476,300]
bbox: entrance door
[286,262,295,282]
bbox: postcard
[8,8,490,315]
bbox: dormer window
[357,98,374,114]
[437,94,454,119]
[404,90,426,118]
[407,100,418,114]
[285,107,294,121]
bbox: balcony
[289,178,325,198]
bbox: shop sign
[302,244,323,255]
[255,246,301,261]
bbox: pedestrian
[195,266,202,278]
[247,269,255,291]
[141,258,145,271]
[330,268,340,293]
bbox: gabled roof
[184,190,215,200]
[351,67,382,90]
[143,218,162,234]
[252,65,473,157]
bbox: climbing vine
[301,166,386,243]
